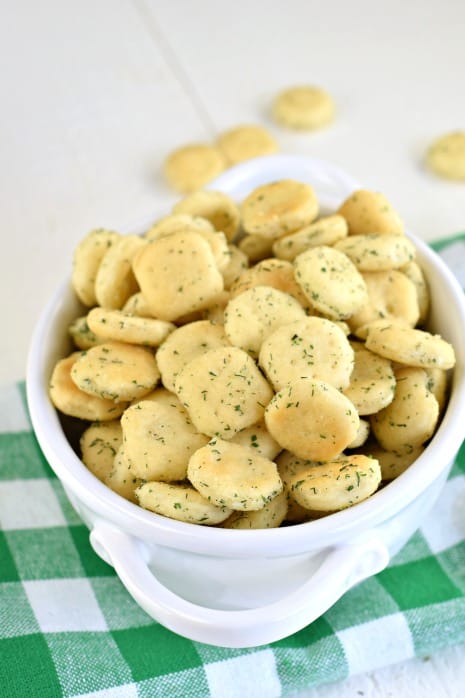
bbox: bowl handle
[90,524,389,648]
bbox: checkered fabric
[2,235,465,697]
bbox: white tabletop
[2,0,465,694]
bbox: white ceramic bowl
[27,155,465,648]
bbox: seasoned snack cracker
[276,451,319,523]
[121,292,155,317]
[371,367,440,453]
[425,367,449,413]
[348,269,419,337]
[105,445,142,502]
[294,245,368,320]
[338,190,404,236]
[223,491,288,529]
[145,213,215,241]
[144,214,230,271]
[363,443,425,481]
[229,420,281,460]
[156,320,230,393]
[172,190,241,241]
[365,320,456,369]
[216,124,278,164]
[400,260,430,325]
[68,316,103,350]
[241,180,319,239]
[343,342,395,415]
[70,341,160,403]
[264,378,359,461]
[347,419,370,449]
[259,317,354,391]
[87,308,175,347]
[290,455,381,511]
[80,420,123,481]
[224,285,306,358]
[95,234,146,309]
[238,233,274,262]
[272,85,335,130]
[121,390,209,481]
[72,228,120,307]
[49,353,128,421]
[426,131,465,180]
[163,143,226,193]
[221,244,249,289]
[133,231,224,321]
[187,438,283,511]
[334,233,416,271]
[137,481,232,525]
[229,257,309,307]
[272,214,348,261]
[174,346,273,438]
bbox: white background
[1,1,465,695]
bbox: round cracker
[145,213,215,241]
[294,245,368,320]
[121,390,209,481]
[172,190,241,241]
[221,244,249,289]
[163,143,226,192]
[49,353,128,421]
[187,438,283,511]
[272,85,335,130]
[229,257,309,308]
[348,269,420,337]
[259,316,354,391]
[370,366,440,453]
[136,481,232,525]
[276,451,320,523]
[241,179,319,239]
[272,214,348,261]
[223,491,288,529]
[365,320,456,369]
[343,342,395,415]
[363,443,424,481]
[216,124,278,164]
[264,378,360,461]
[400,261,430,325]
[238,233,274,262]
[104,445,142,502]
[68,316,103,350]
[95,234,146,309]
[290,454,381,511]
[334,233,416,271]
[174,345,273,438]
[337,189,404,236]
[71,228,120,306]
[426,131,465,180]
[224,285,306,358]
[133,231,224,321]
[229,420,282,460]
[70,341,160,403]
[156,319,230,393]
[80,420,123,481]
[87,307,175,347]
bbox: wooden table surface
[2,1,465,695]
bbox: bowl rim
[26,154,465,558]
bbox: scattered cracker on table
[272,85,335,130]
[426,131,465,181]
[216,124,278,164]
[163,142,227,193]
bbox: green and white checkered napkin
[2,235,465,698]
